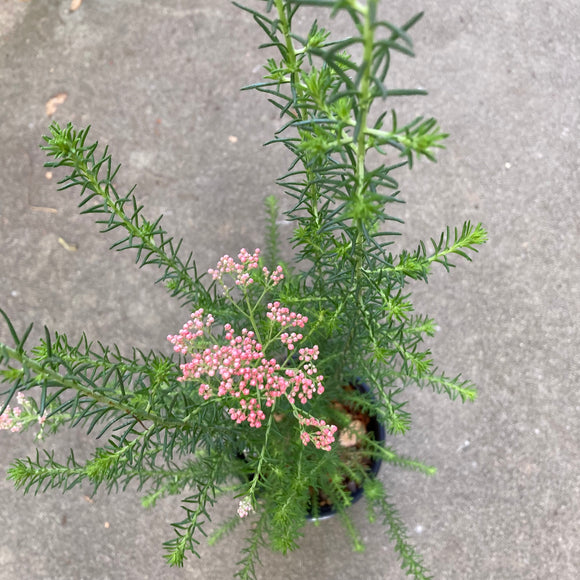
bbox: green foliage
[0,1,487,579]
[263,194,282,270]
[365,478,434,579]
[41,122,215,309]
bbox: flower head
[169,300,335,451]
[297,413,338,451]
[237,496,253,518]
[208,248,261,288]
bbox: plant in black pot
[0,1,486,578]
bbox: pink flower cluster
[263,264,284,285]
[168,308,335,450]
[283,353,324,405]
[167,249,334,449]
[209,248,260,287]
[0,402,23,433]
[167,309,214,356]
[208,248,284,289]
[267,302,307,327]
[0,392,47,433]
[297,413,338,451]
[280,332,302,350]
[237,496,253,518]
[169,311,326,429]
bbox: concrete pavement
[1,1,578,578]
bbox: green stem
[342,1,376,369]
[274,0,324,267]
[45,126,211,306]
[0,344,185,430]
[77,158,191,285]
[247,411,275,502]
[353,0,375,270]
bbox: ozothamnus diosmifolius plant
[0,1,487,578]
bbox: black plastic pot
[237,381,386,521]
[307,380,386,521]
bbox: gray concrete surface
[0,0,578,578]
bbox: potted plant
[0,1,486,578]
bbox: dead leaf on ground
[70,0,83,11]
[27,188,57,213]
[46,93,67,117]
[29,205,57,214]
[58,237,78,252]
